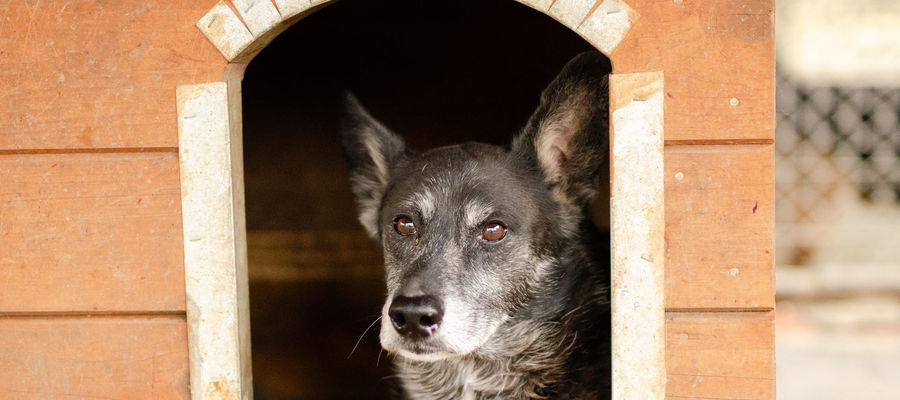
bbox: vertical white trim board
[177,81,253,400]
[610,71,666,400]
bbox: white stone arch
[178,1,663,399]
[197,0,637,64]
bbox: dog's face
[342,52,609,361]
[374,144,556,360]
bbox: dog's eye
[482,222,507,242]
[394,216,416,236]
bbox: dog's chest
[401,356,558,400]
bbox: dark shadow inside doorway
[241,1,603,398]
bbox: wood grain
[0,316,190,399]
[0,0,226,150]
[666,311,775,399]
[247,230,383,281]
[0,2,776,399]
[611,0,774,141]
[0,152,186,312]
[665,144,774,310]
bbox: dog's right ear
[341,92,410,238]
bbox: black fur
[342,51,611,399]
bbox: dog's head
[341,52,609,361]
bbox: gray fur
[342,52,611,399]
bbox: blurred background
[775,0,900,398]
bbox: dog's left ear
[512,51,610,209]
[341,92,410,238]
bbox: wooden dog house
[1,0,774,399]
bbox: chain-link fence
[775,73,900,266]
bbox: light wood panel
[609,71,667,398]
[0,152,185,312]
[665,144,774,309]
[0,0,226,150]
[0,316,190,399]
[666,311,775,399]
[611,0,774,141]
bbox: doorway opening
[240,0,604,398]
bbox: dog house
[1,0,774,399]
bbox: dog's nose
[388,295,443,339]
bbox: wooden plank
[231,0,282,37]
[0,152,186,312]
[665,144,774,309]
[247,230,382,281]
[609,71,666,399]
[178,81,252,400]
[611,0,774,141]
[0,316,189,399]
[0,0,227,150]
[666,311,775,399]
[196,1,256,62]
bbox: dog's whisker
[377,373,402,383]
[376,348,385,367]
[347,316,382,360]
[355,313,383,323]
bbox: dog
[341,51,611,399]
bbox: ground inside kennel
[1,0,774,399]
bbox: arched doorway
[178,0,664,398]
[241,1,598,397]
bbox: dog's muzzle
[388,295,443,339]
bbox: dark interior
[241,0,605,398]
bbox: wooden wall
[611,0,776,397]
[0,1,226,398]
[0,0,773,398]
